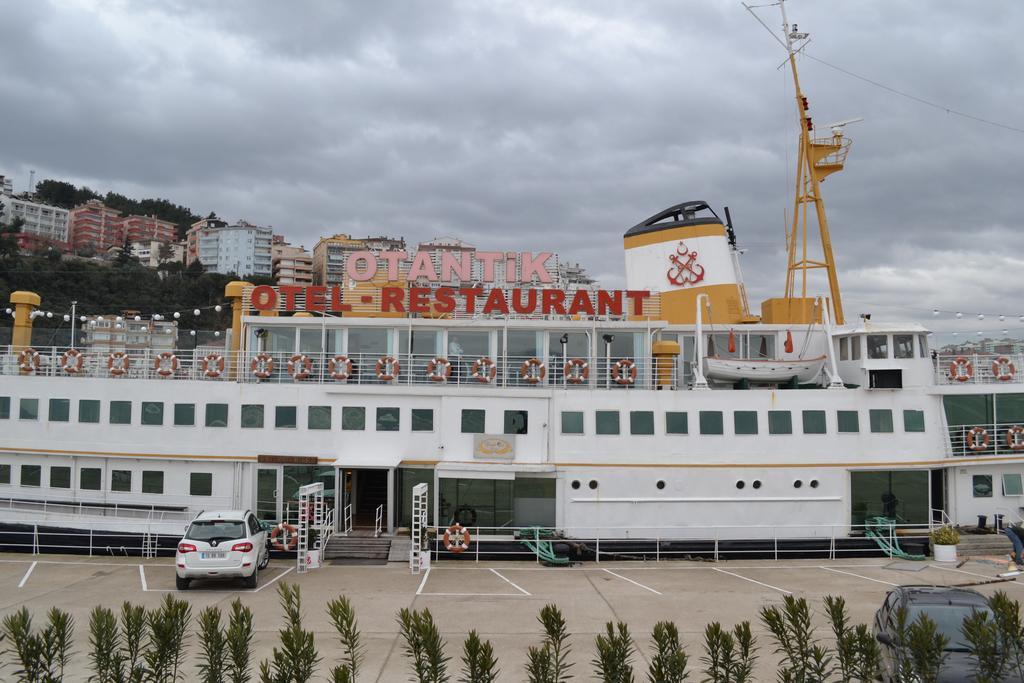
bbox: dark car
[872,585,1018,682]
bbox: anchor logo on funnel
[666,240,705,286]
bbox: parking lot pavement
[0,554,1019,682]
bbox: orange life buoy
[612,358,638,385]
[17,348,40,373]
[288,354,313,380]
[375,355,400,381]
[61,349,84,374]
[270,522,298,551]
[966,426,990,451]
[202,353,225,378]
[154,351,178,378]
[426,357,452,382]
[563,358,589,384]
[1007,426,1024,451]
[108,352,130,377]
[948,356,973,382]
[328,355,352,381]
[251,353,274,379]
[443,523,471,553]
[991,357,1016,381]
[471,357,497,383]
[519,358,546,384]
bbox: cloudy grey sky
[2,0,1022,339]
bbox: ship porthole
[571,480,581,490]
[810,479,820,488]
[656,480,666,490]
[794,480,803,488]
[588,480,598,490]
[752,480,762,489]
[735,480,745,489]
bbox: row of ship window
[0,397,925,436]
[0,465,213,496]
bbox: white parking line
[930,564,1023,587]
[713,567,792,595]
[253,566,294,593]
[820,566,898,587]
[416,567,431,595]
[139,564,148,592]
[490,568,531,596]
[602,568,662,595]
[17,561,37,589]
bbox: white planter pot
[933,544,958,562]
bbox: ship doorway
[339,468,393,533]
[254,464,336,527]
[930,468,947,524]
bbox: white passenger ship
[1,8,1021,557]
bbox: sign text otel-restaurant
[250,250,652,316]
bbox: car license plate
[201,552,226,560]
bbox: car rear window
[186,520,246,542]
[908,604,990,649]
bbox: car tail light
[177,543,197,554]
[231,542,253,553]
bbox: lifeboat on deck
[703,355,827,384]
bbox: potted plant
[931,525,961,562]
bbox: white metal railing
[0,520,193,557]
[342,503,353,535]
[935,353,1024,385]
[1,346,679,390]
[374,504,383,538]
[0,497,192,522]
[323,507,335,548]
[929,508,952,531]
[946,422,1024,457]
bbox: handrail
[374,504,384,538]
[934,352,1024,385]
[929,507,952,531]
[946,422,1024,457]
[342,504,353,535]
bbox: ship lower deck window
[700,411,724,435]
[561,411,584,434]
[802,410,826,434]
[308,406,331,430]
[973,475,993,498]
[1003,474,1023,496]
[666,412,688,435]
[0,464,9,484]
[80,468,101,490]
[342,407,365,431]
[142,471,164,494]
[205,403,228,427]
[242,404,264,428]
[734,411,758,435]
[837,410,860,433]
[111,470,131,492]
[376,407,400,431]
[630,411,654,435]
[48,399,70,422]
[768,411,792,435]
[461,409,485,434]
[596,410,620,435]
[504,410,528,435]
[412,409,434,432]
[21,465,41,487]
[869,409,894,433]
[110,401,131,424]
[0,397,9,419]
[851,471,928,525]
[50,466,70,489]
[174,403,195,426]
[276,406,297,429]
[20,398,39,421]
[903,410,925,432]
[141,402,164,426]
[190,472,213,496]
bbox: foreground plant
[526,604,574,683]
[459,630,499,683]
[226,599,255,683]
[700,621,756,683]
[121,601,148,682]
[197,606,227,683]
[593,621,635,683]
[647,621,689,683]
[961,607,1007,683]
[823,595,881,683]
[88,606,121,683]
[905,612,948,683]
[145,593,192,682]
[987,591,1024,680]
[2,606,75,682]
[398,607,450,683]
[761,595,831,682]
[327,595,364,682]
[260,582,320,683]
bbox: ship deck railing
[0,346,682,390]
[0,496,191,522]
[934,352,1024,385]
[946,421,1024,457]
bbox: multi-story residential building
[81,313,178,353]
[69,199,122,253]
[185,217,227,266]
[312,234,407,287]
[186,219,273,277]
[0,175,13,195]
[272,242,313,285]
[130,240,185,268]
[0,181,70,251]
[121,215,177,244]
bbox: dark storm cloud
[2,0,1022,337]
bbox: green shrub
[930,526,960,545]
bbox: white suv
[176,510,269,590]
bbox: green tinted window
[700,411,724,435]
[837,410,860,433]
[734,411,758,435]
[504,410,528,435]
[973,474,993,498]
[19,398,39,420]
[1003,474,1023,497]
[79,399,101,423]
[461,409,485,434]
[142,471,164,494]
[869,409,894,433]
[173,403,195,426]
[48,398,70,422]
[190,472,213,496]
[205,403,228,427]
[412,409,434,432]
[110,401,131,424]
[768,410,792,435]
[21,465,41,487]
[141,402,164,426]
[666,412,688,434]
[308,405,331,430]
[0,396,9,419]
[630,411,654,435]
[0,464,9,484]
[50,466,71,489]
[561,411,584,434]
[111,470,132,492]
[275,406,297,429]
[903,410,925,432]
[596,410,620,435]
[342,406,365,431]
[80,468,101,490]
[943,395,992,427]
[376,407,400,431]
[241,404,264,428]
[802,410,826,434]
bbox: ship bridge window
[308,406,331,430]
[867,335,889,359]
[903,410,925,432]
[700,411,724,435]
[630,411,654,435]
[110,401,131,425]
[596,410,620,435]
[242,404,265,428]
[342,406,366,431]
[561,411,584,434]
[276,406,297,429]
[376,407,400,431]
[734,411,758,435]
[802,410,827,434]
[666,412,688,435]
[174,403,195,426]
[851,337,862,360]
[462,409,485,434]
[837,410,860,433]
[869,409,894,433]
[894,335,914,359]
[205,403,229,427]
[918,335,929,357]
[0,465,9,484]
[20,398,39,421]
[1003,474,1023,496]
[0,397,9,419]
[769,411,793,435]
[141,402,164,426]
[839,337,849,361]
[49,398,70,422]
[504,410,528,435]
